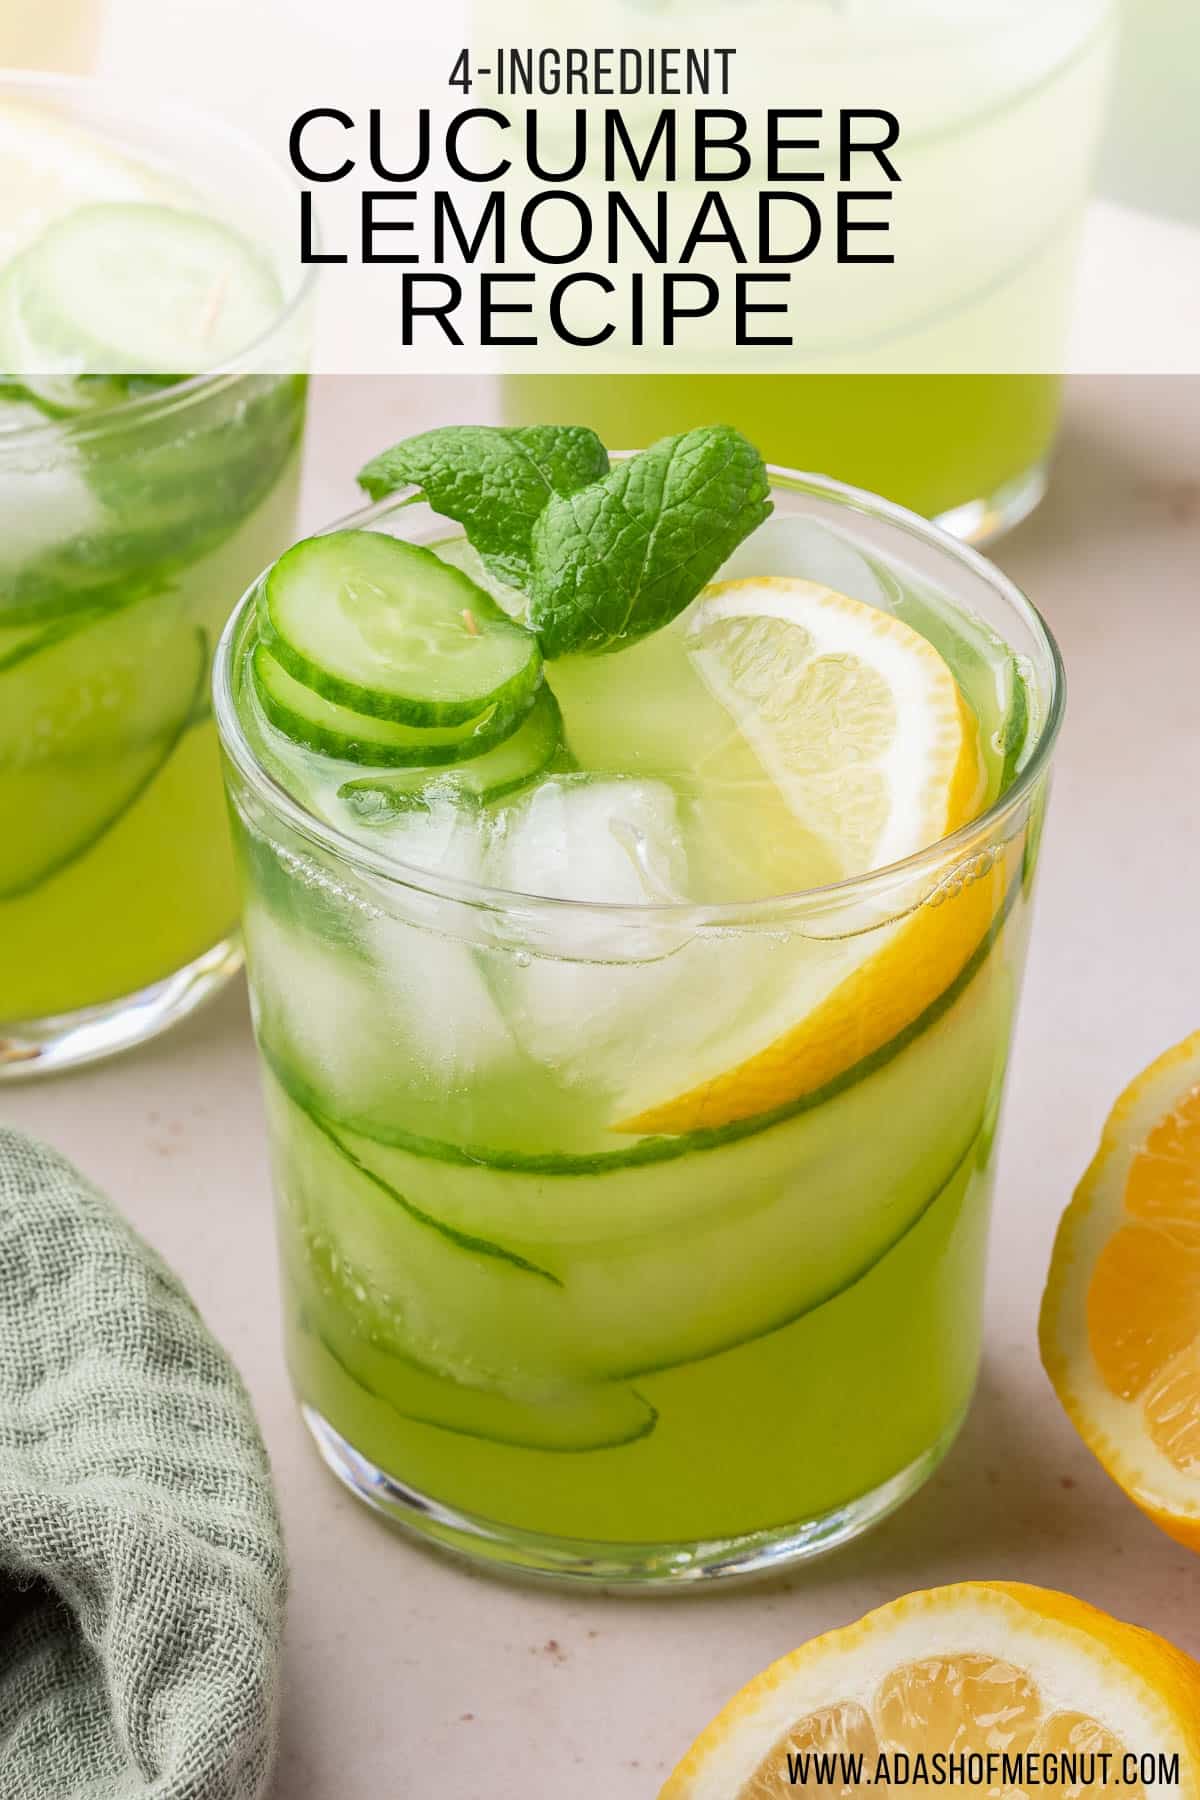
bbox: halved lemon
[616,578,1008,1136]
[1040,1031,1200,1551]
[660,1582,1200,1799]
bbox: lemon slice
[1041,1031,1200,1552]
[660,1582,1200,1800]
[687,579,983,874]
[615,578,1001,1136]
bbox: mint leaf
[527,427,772,658]
[357,424,609,589]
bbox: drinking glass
[0,73,310,1076]
[502,0,1117,539]
[216,465,1064,1585]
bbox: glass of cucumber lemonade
[0,74,308,1075]
[502,0,1116,537]
[216,424,1063,1584]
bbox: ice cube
[491,773,688,917]
[482,775,709,1093]
[348,784,483,877]
[0,448,107,592]
[356,796,513,1085]
[245,795,513,1132]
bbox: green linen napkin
[0,1127,286,1800]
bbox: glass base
[301,1404,967,1590]
[934,460,1048,548]
[0,934,243,1081]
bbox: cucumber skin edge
[284,1082,992,1403]
[614,1110,992,1382]
[2,378,306,628]
[0,627,209,904]
[336,685,566,813]
[261,530,543,729]
[251,643,539,770]
[293,1095,562,1287]
[298,1307,659,1454]
[261,604,542,732]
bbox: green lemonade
[0,90,305,1055]
[219,428,1058,1578]
[503,375,1063,533]
[501,0,1114,534]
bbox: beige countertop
[5,374,1200,1797]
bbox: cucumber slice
[261,530,542,727]
[267,1074,584,1397]
[0,203,282,378]
[293,1292,656,1454]
[258,877,1015,1386]
[252,643,531,769]
[1,368,177,421]
[310,1106,557,1282]
[0,374,306,629]
[312,1069,997,1385]
[300,1318,656,1452]
[999,659,1032,791]
[868,549,1031,802]
[337,684,566,818]
[0,621,206,900]
[0,588,205,760]
[261,862,1021,1177]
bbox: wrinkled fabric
[0,1128,285,1800]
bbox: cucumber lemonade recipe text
[289,42,902,354]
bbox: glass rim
[0,67,314,447]
[214,460,1066,927]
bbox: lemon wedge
[616,578,1002,1136]
[1041,1031,1200,1552]
[686,579,982,874]
[660,1582,1200,1800]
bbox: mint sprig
[357,424,608,589]
[357,422,771,660]
[527,427,772,658]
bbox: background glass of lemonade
[1097,0,1200,227]
[0,75,309,1076]
[217,467,1064,1585]
[502,0,1117,538]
